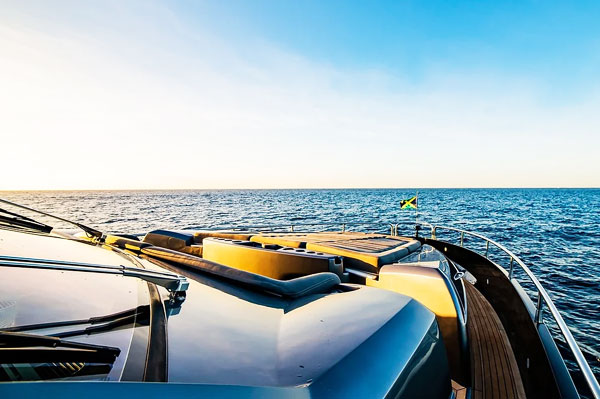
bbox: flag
[400,195,418,210]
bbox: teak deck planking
[465,282,526,399]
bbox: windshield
[0,268,148,381]
[0,249,150,381]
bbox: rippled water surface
[1,189,598,381]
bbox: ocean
[1,188,598,382]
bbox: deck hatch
[323,238,410,253]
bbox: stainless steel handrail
[0,255,189,295]
[429,225,600,399]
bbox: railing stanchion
[485,241,489,258]
[342,223,346,233]
[535,292,544,325]
[509,257,514,279]
[460,231,464,247]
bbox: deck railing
[427,225,600,399]
[206,221,396,234]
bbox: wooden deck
[465,282,526,399]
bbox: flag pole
[415,190,419,237]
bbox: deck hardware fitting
[345,268,378,280]
[535,292,544,325]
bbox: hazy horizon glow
[1,1,599,189]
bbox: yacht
[0,198,598,398]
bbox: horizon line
[1,186,599,192]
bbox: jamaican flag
[400,195,418,210]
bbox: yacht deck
[465,282,526,399]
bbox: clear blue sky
[172,1,600,100]
[177,0,600,96]
[1,0,599,189]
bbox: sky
[1,0,599,189]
